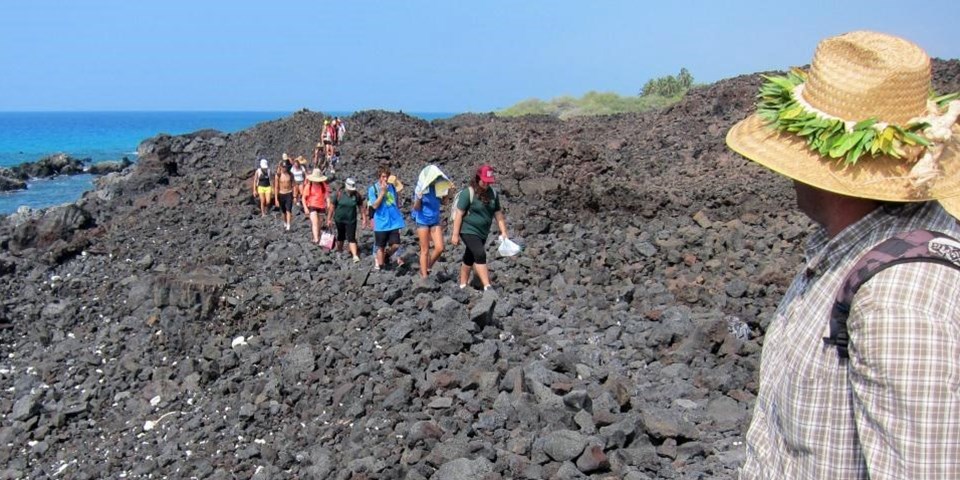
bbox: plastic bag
[320,231,335,250]
[497,236,521,257]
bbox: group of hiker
[243,31,960,478]
[246,31,960,478]
[251,123,510,289]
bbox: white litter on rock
[143,411,177,431]
[53,461,71,476]
[149,395,161,407]
[231,336,248,348]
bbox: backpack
[257,167,271,187]
[335,189,360,206]
[450,186,497,225]
[304,181,328,209]
[823,229,960,359]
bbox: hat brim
[307,175,327,183]
[345,185,356,191]
[726,114,960,203]
[940,195,960,219]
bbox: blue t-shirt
[412,185,441,226]
[368,184,405,232]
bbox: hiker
[327,177,367,263]
[726,31,960,479]
[450,165,509,290]
[330,118,340,146]
[274,158,295,231]
[291,155,307,209]
[335,117,346,144]
[367,166,405,270]
[251,158,273,217]
[329,148,340,174]
[322,119,335,161]
[313,142,324,169]
[412,164,453,279]
[301,168,331,245]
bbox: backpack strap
[824,229,960,359]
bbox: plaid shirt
[740,202,960,480]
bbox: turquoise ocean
[0,111,454,215]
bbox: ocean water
[0,111,454,214]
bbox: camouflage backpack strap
[825,229,960,359]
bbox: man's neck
[820,199,880,237]
[794,181,881,238]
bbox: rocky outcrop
[0,59,956,479]
[86,157,133,175]
[11,153,87,178]
[0,154,135,193]
[0,169,26,192]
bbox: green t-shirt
[456,187,500,238]
[332,190,362,223]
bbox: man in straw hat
[727,31,960,479]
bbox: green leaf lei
[757,69,960,165]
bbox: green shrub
[640,68,694,97]
[498,69,695,119]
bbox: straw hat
[726,31,960,217]
[306,168,327,183]
[387,175,404,193]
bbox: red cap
[477,165,495,184]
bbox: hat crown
[802,31,931,125]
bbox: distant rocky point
[0,153,133,192]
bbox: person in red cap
[450,165,509,291]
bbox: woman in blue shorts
[412,166,450,279]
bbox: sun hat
[282,153,289,161]
[477,165,496,184]
[306,168,327,183]
[345,178,357,191]
[295,155,307,164]
[726,31,960,218]
[259,158,268,169]
[387,175,404,193]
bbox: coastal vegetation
[497,68,696,119]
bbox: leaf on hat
[755,72,956,165]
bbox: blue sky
[1,0,958,112]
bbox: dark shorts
[374,229,401,249]
[417,221,441,229]
[323,140,332,146]
[277,192,293,214]
[308,207,326,214]
[461,234,487,266]
[336,221,357,243]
